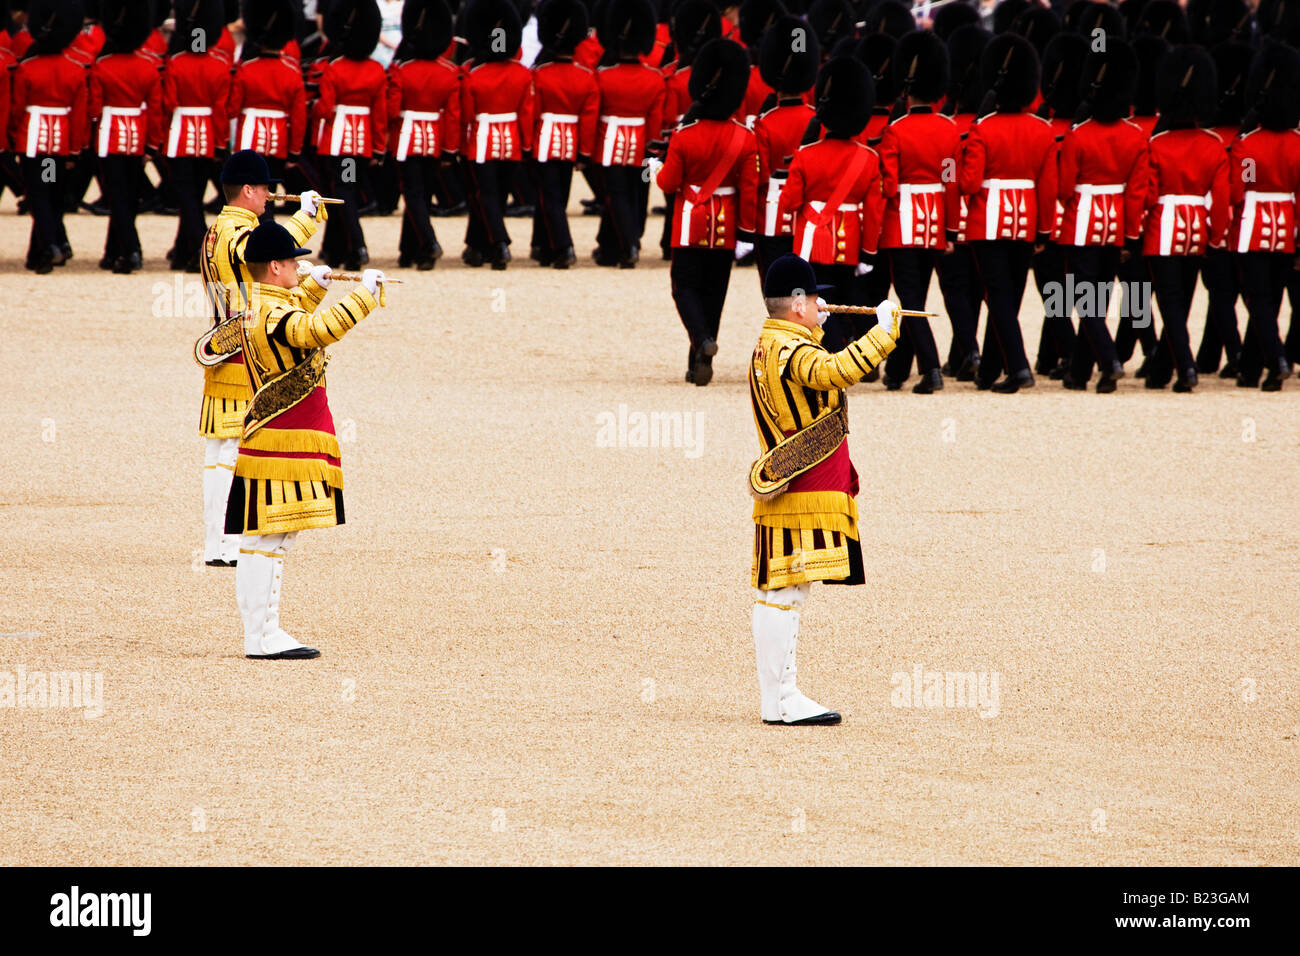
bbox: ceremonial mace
[272,192,346,205]
[823,304,939,319]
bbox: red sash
[804,146,870,228]
[681,123,748,206]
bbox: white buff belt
[749,404,849,501]
[25,105,70,157]
[474,111,518,159]
[166,106,212,158]
[395,109,440,161]
[97,105,144,157]
[982,178,1034,240]
[1072,183,1125,246]
[1157,193,1209,255]
[239,108,287,151]
[678,186,734,246]
[329,104,370,155]
[797,200,859,261]
[763,176,786,236]
[1237,190,1295,253]
[598,115,644,166]
[899,182,944,245]
[537,112,579,160]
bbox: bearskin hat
[945,23,990,114]
[864,0,915,38]
[402,0,454,58]
[759,14,820,94]
[1077,36,1137,123]
[1066,0,1126,42]
[601,0,656,57]
[992,0,1030,34]
[27,0,83,53]
[1136,0,1189,42]
[243,0,297,52]
[933,1,979,41]
[854,32,898,105]
[1188,0,1251,45]
[1038,31,1086,118]
[688,38,750,119]
[1130,34,1168,115]
[670,0,720,65]
[171,1,225,55]
[1014,6,1059,57]
[979,31,1039,113]
[328,0,383,60]
[815,55,875,136]
[465,0,522,61]
[1117,0,1148,35]
[807,0,855,55]
[1256,0,1300,46]
[1209,40,1253,128]
[1155,44,1216,127]
[1245,40,1300,132]
[739,0,786,49]
[893,28,947,104]
[101,0,154,53]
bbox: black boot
[552,246,576,269]
[490,241,511,270]
[912,369,943,394]
[991,369,1034,393]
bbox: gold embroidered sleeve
[284,209,320,248]
[279,288,380,349]
[290,276,329,311]
[782,324,899,390]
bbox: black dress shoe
[246,646,321,660]
[552,246,576,269]
[764,710,842,726]
[1261,363,1289,391]
[685,346,697,383]
[504,203,534,218]
[1135,357,1150,379]
[343,256,361,271]
[1143,377,1167,389]
[1218,359,1239,379]
[431,201,467,218]
[592,247,618,267]
[58,242,73,264]
[1061,372,1087,391]
[881,374,905,391]
[912,369,943,393]
[863,367,880,383]
[1095,372,1118,394]
[204,558,237,568]
[955,352,981,382]
[1236,371,1260,388]
[693,351,714,386]
[99,255,114,271]
[1172,376,1195,393]
[111,256,135,274]
[940,360,954,376]
[1048,361,1069,380]
[618,247,638,269]
[461,247,485,267]
[356,247,370,266]
[490,242,511,270]
[398,254,413,268]
[990,369,1034,393]
[530,245,553,266]
[417,256,437,271]
[30,257,54,275]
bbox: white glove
[734,240,754,261]
[874,299,901,338]
[644,156,664,181]
[816,296,830,328]
[361,269,385,297]
[855,261,873,277]
[309,263,333,287]
[299,190,322,217]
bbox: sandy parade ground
[1,179,1297,867]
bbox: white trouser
[203,438,240,562]
[752,583,831,723]
[237,531,304,656]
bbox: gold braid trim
[748,404,849,501]
[753,491,859,538]
[234,456,344,488]
[243,351,328,439]
[852,323,899,371]
[241,427,341,457]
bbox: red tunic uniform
[1056,117,1149,247]
[162,50,231,158]
[313,56,388,157]
[655,117,758,249]
[460,59,536,162]
[386,55,462,160]
[661,62,690,135]
[228,54,307,158]
[956,112,1058,242]
[1227,128,1300,254]
[739,64,773,128]
[0,34,14,149]
[9,52,88,157]
[88,50,163,157]
[753,100,815,237]
[876,106,960,250]
[1141,128,1229,256]
[573,34,602,71]
[779,136,886,264]
[594,62,664,166]
[530,59,599,162]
